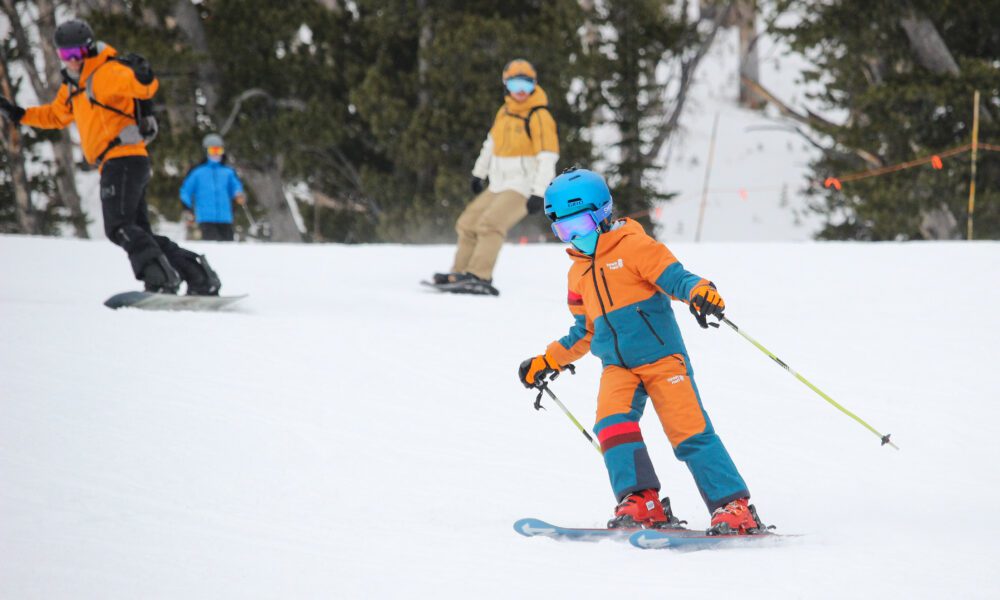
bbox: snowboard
[420,279,499,296]
[104,291,248,311]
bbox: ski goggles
[504,76,536,95]
[206,146,225,157]
[551,204,612,243]
[57,46,88,62]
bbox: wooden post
[695,113,720,242]
[967,90,980,240]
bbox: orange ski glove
[518,351,561,388]
[689,281,725,328]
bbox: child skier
[517,168,759,533]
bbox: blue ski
[513,518,693,542]
[629,529,786,550]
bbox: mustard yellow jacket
[471,86,559,197]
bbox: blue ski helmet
[544,168,613,255]
[544,168,612,220]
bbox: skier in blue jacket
[180,134,245,241]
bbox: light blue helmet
[544,168,613,221]
[544,168,613,255]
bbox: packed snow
[2,235,998,599]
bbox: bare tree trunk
[898,4,960,76]
[734,0,763,109]
[3,0,88,237]
[237,162,303,242]
[415,0,433,192]
[919,203,959,240]
[171,0,303,242]
[36,0,89,237]
[0,51,37,234]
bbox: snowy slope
[2,236,999,599]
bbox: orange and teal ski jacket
[471,86,559,198]
[20,43,158,168]
[545,218,714,370]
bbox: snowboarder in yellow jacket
[432,59,559,295]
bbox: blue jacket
[180,161,244,224]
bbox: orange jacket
[546,218,711,370]
[21,44,158,167]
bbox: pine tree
[773,0,1000,240]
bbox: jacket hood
[503,85,549,115]
[566,218,644,263]
[78,43,116,81]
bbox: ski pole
[240,202,259,231]
[533,366,603,455]
[719,316,898,450]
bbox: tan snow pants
[451,189,527,281]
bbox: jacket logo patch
[607,258,624,270]
[668,375,684,385]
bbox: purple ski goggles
[550,203,613,243]
[57,46,88,62]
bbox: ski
[628,528,787,550]
[104,291,248,311]
[513,518,699,542]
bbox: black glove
[119,53,155,85]
[0,96,25,124]
[471,176,486,195]
[526,195,544,215]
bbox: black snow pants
[100,155,208,286]
[199,222,235,242]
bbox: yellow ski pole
[720,316,899,450]
[532,366,603,455]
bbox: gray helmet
[54,19,94,50]
[202,133,224,149]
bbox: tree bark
[0,50,37,234]
[237,161,304,242]
[898,5,960,76]
[2,0,88,237]
[734,0,764,109]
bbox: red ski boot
[709,498,759,534]
[608,489,668,528]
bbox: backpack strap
[503,105,550,140]
[522,105,550,140]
